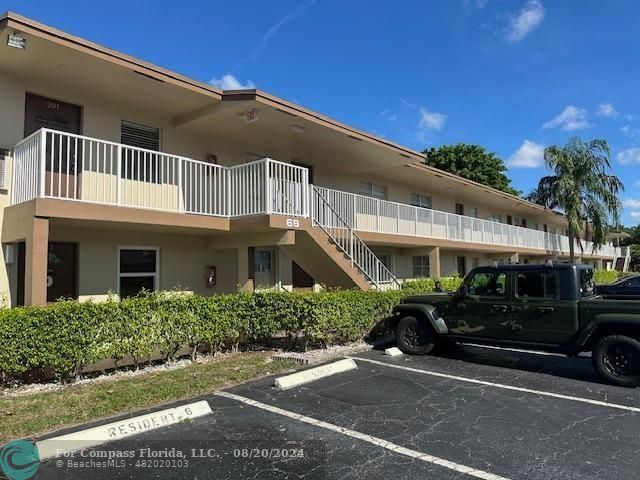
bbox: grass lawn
[0,351,295,443]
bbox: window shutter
[0,148,9,189]
[121,121,160,151]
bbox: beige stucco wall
[0,70,586,302]
[375,247,554,281]
[316,172,569,235]
[47,226,239,299]
[0,70,569,233]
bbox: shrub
[593,269,628,284]
[0,277,457,384]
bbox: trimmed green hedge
[0,278,462,383]
[593,269,628,284]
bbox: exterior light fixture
[291,125,305,133]
[7,33,26,50]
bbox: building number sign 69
[286,218,300,228]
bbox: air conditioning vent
[121,121,160,151]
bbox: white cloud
[542,106,591,131]
[617,148,640,165]
[209,74,255,90]
[621,124,640,139]
[380,110,398,122]
[419,108,447,131]
[622,198,640,209]
[506,0,545,42]
[597,103,617,117]
[508,140,545,168]
[247,0,316,63]
[463,0,488,8]
[631,211,640,219]
[635,179,640,188]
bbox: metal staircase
[311,186,401,290]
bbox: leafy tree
[526,138,624,263]
[423,144,520,196]
[619,225,640,246]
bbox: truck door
[448,268,511,339]
[509,269,576,344]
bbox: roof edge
[1,11,223,100]
[223,89,425,161]
[1,11,555,218]
[407,163,559,216]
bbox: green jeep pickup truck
[392,262,640,386]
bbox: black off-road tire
[395,316,437,355]
[592,335,640,387]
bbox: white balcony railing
[314,186,619,258]
[10,129,618,259]
[11,129,309,218]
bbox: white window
[490,213,503,223]
[255,250,272,273]
[412,255,430,278]
[360,181,387,200]
[410,193,432,209]
[118,247,159,299]
[472,257,480,268]
[469,207,479,218]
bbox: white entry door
[254,248,276,289]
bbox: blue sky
[5,0,640,224]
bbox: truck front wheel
[592,335,640,387]
[395,316,436,355]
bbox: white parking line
[215,391,510,480]
[348,356,640,414]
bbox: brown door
[16,242,25,306]
[292,162,314,183]
[457,256,467,277]
[24,93,82,137]
[47,242,78,302]
[292,261,314,290]
[24,93,83,198]
[455,203,464,216]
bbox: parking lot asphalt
[35,344,640,480]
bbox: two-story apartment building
[0,12,622,306]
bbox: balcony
[313,187,619,258]
[11,129,619,259]
[11,128,309,218]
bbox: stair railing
[311,185,401,290]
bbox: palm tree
[526,137,624,263]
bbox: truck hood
[401,293,453,306]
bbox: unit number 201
[286,218,300,228]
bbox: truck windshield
[579,268,596,297]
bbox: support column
[596,258,604,270]
[429,246,441,279]
[237,246,254,292]
[25,217,49,306]
[509,252,519,264]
